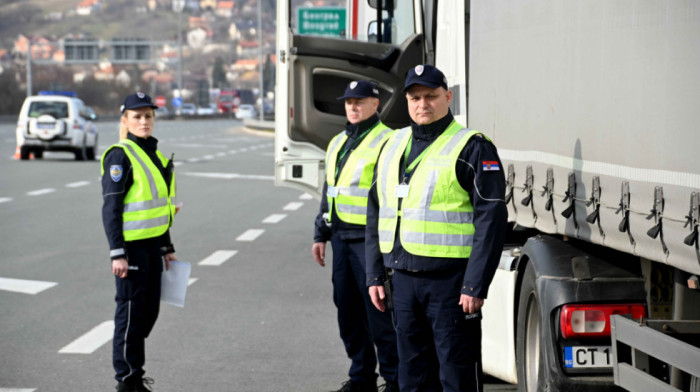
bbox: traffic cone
[12,146,21,160]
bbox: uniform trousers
[331,236,399,383]
[113,237,163,382]
[392,268,483,392]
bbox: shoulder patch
[110,165,123,182]
[482,161,500,171]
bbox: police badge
[110,165,123,182]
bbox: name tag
[327,186,339,198]
[394,184,410,198]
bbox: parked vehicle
[15,91,98,160]
[154,106,171,119]
[274,1,700,391]
[178,103,196,116]
[196,103,217,116]
[235,104,257,119]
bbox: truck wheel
[20,146,30,160]
[516,262,543,392]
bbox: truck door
[274,0,424,198]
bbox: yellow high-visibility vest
[101,139,176,241]
[376,121,486,258]
[325,122,392,225]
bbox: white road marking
[0,388,37,391]
[240,148,248,152]
[228,150,238,154]
[173,161,184,167]
[183,172,274,181]
[188,278,198,286]
[203,155,215,160]
[26,188,56,196]
[216,152,226,157]
[0,197,13,204]
[65,181,90,188]
[186,158,201,163]
[58,320,114,354]
[236,229,265,242]
[199,250,238,266]
[262,214,287,224]
[0,277,57,294]
[283,202,304,211]
[299,193,313,200]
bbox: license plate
[37,123,54,129]
[564,346,612,368]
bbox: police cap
[120,92,158,113]
[337,80,380,100]
[402,64,448,93]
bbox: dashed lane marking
[0,197,13,204]
[65,181,90,188]
[26,188,56,196]
[188,278,198,286]
[283,202,304,211]
[58,320,113,354]
[199,250,238,266]
[262,214,287,224]
[299,193,313,200]
[183,172,274,181]
[0,277,57,294]
[236,229,265,242]
[0,388,37,391]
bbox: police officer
[101,92,178,392]
[365,65,508,392]
[313,80,400,392]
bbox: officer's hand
[459,294,484,314]
[112,258,129,278]
[369,285,386,312]
[163,252,177,271]
[312,242,326,267]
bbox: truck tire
[516,262,544,392]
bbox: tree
[0,70,24,115]
[212,56,227,89]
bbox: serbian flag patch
[482,161,500,171]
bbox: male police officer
[313,80,399,392]
[365,65,508,392]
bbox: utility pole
[174,0,185,98]
[258,0,264,121]
[26,43,32,97]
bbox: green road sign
[297,7,346,37]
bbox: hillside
[0,0,182,48]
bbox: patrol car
[15,91,98,160]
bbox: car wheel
[516,262,544,392]
[20,146,31,160]
[74,144,86,161]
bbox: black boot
[378,380,399,392]
[330,379,378,392]
[116,377,154,392]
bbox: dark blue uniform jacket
[365,111,508,299]
[314,113,381,243]
[101,133,174,260]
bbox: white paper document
[161,260,191,307]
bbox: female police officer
[101,92,177,392]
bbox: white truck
[274,1,700,391]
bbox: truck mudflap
[611,315,700,392]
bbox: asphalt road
[0,118,516,391]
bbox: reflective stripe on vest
[325,122,392,225]
[100,139,176,241]
[376,121,483,258]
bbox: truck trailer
[274,1,700,391]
